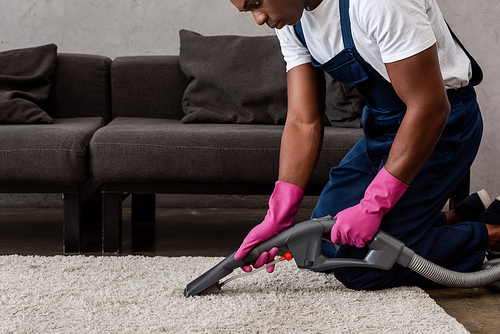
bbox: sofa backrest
[110,54,365,126]
[46,53,112,122]
[111,56,188,120]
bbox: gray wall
[1,0,499,207]
[439,0,500,200]
[0,0,272,57]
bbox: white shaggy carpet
[0,255,469,333]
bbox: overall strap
[293,20,307,48]
[339,0,355,49]
[294,0,355,50]
[446,23,483,86]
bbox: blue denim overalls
[298,0,487,289]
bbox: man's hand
[332,167,408,248]
[234,181,303,272]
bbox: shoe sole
[478,189,492,209]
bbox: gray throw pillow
[0,44,57,124]
[179,30,288,124]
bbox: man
[230,0,500,289]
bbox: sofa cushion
[324,75,364,128]
[0,117,104,185]
[111,56,188,120]
[89,117,364,185]
[0,44,57,124]
[46,54,112,121]
[179,30,288,125]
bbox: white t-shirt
[275,0,472,89]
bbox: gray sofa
[1,35,470,254]
[0,39,365,254]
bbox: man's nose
[252,10,267,26]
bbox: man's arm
[331,44,452,248]
[279,62,327,190]
[233,62,326,265]
[384,44,451,183]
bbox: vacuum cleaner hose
[407,253,500,288]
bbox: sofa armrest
[47,53,112,121]
[111,56,188,120]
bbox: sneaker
[479,195,500,225]
[454,189,492,222]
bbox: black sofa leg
[63,192,82,253]
[103,192,123,253]
[132,193,156,222]
[83,188,103,223]
[131,194,156,252]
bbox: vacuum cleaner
[185,216,500,297]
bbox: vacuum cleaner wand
[184,216,500,297]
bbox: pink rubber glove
[234,181,303,272]
[332,167,408,248]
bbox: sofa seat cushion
[0,117,105,185]
[89,117,364,185]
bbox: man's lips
[269,21,284,29]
